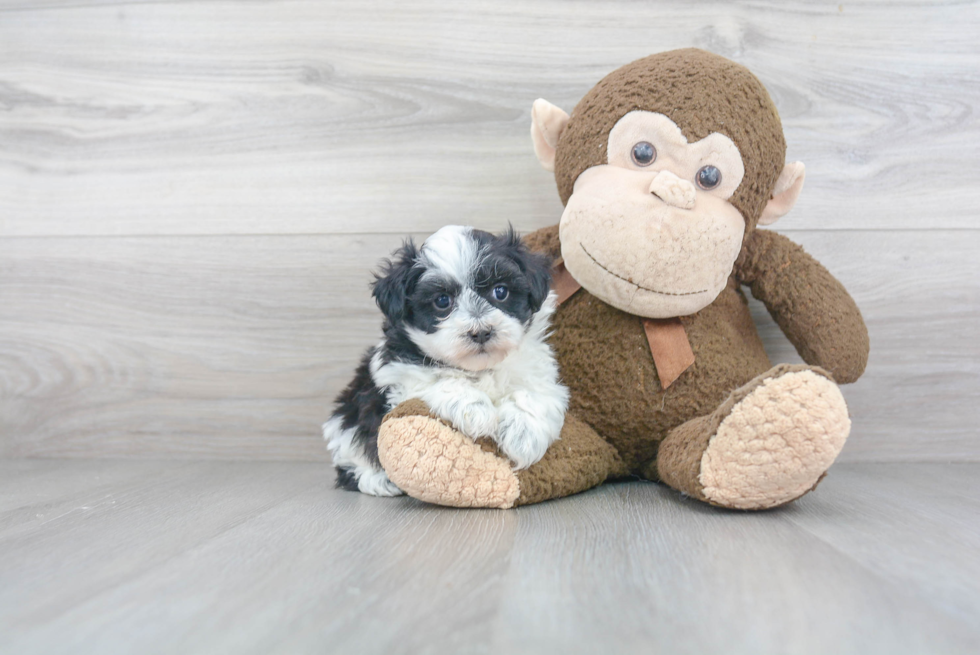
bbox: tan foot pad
[377,415,520,509]
[700,370,850,510]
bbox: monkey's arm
[734,230,869,384]
[522,224,562,259]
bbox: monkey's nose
[649,170,696,210]
[468,328,493,345]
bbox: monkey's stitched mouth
[579,244,708,297]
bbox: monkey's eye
[433,294,452,310]
[697,165,722,189]
[492,284,509,301]
[630,141,657,167]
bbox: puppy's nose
[468,328,493,345]
[649,170,696,209]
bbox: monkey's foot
[378,399,627,508]
[658,364,850,510]
[377,399,520,509]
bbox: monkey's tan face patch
[559,111,747,318]
[607,112,745,199]
[560,172,744,319]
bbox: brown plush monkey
[376,49,869,510]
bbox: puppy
[323,225,569,496]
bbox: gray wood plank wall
[2,0,978,461]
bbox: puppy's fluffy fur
[323,225,569,496]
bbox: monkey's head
[531,49,805,318]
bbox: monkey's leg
[377,399,627,509]
[649,364,850,510]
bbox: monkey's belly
[549,282,771,471]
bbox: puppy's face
[373,226,552,371]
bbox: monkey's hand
[735,230,869,384]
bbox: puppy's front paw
[453,398,499,440]
[496,405,554,470]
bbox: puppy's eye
[433,294,452,310]
[492,284,509,301]
[697,165,722,190]
[631,141,656,167]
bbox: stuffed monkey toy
[375,49,869,510]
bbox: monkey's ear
[758,162,805,226]
[531,98,570,172]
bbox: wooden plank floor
[1,460,978,654]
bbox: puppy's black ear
[524,250,553,312]
[504,225,553,313]
[371,239,420,322]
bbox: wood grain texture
[1,460,978,654]
[0,233,406,460]
[1,229,978,461]
[1,0,978,462]
[0,0,978,236]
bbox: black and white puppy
[323,225,569,496]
